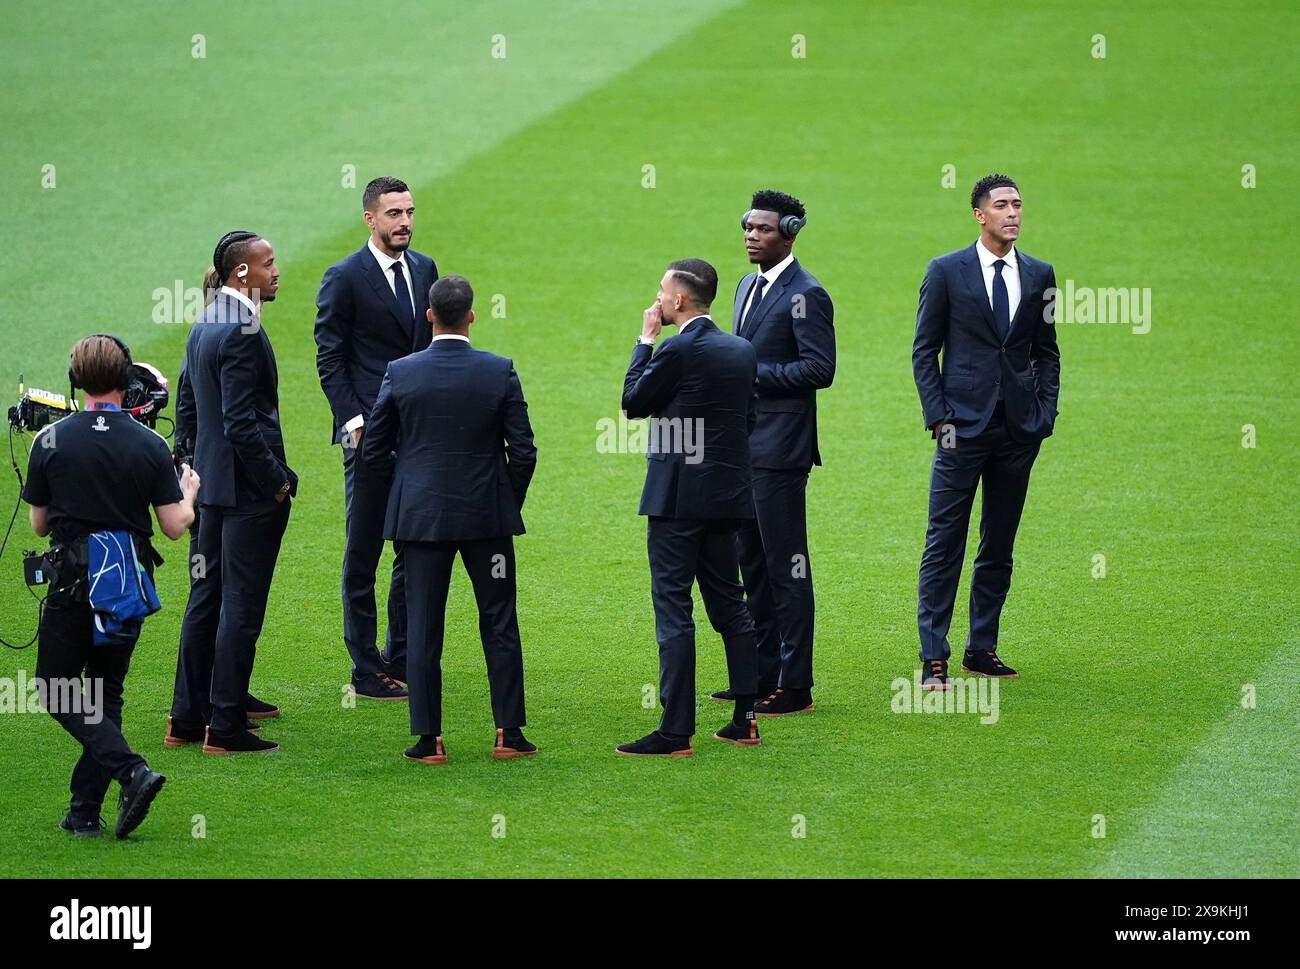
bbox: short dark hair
[363,176,410,212]
[666,258,718,306]
[971,173,1019,210]
[428,275,474,327]
[69,335,130,395]
[750,189,806,221]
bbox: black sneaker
[921,658,951,691]
[245,693,280,719]
[348,672,408,701]
[754,688,814,717]
[714,717,762,747]
[961,650,1019,679]
[616,731,693,758]
[404,736,447,764]
[203,727,279,755]
[380,653,408,688]
[710,686,774,703]
[115,764,165,839]
[59,812,104,837]
[492,728,538,760]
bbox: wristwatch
[276,479,292,501]
[636,336,654,347]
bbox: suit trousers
[736,468,814,692]
[342,446,406,674]
[402,537,526,737]
[171,497,290,733]
[917,405,1041,661]
[647,516,758,736]
[37,592,145,812]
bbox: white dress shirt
[639,313,709,345]
[739,251,795,327]
[432,334,470,344]
[346,241,418,434]
[975,238,1021,324]
[218,285,260,318]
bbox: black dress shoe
[710,687,774,703]
[379,654,408,688]
[115,764,165,839]
[59,812,104,837]
[714,717,762,746]
[492,728,538,760]
[616,731,693,757]
[203,727,279,755]
[348,672,408,701]
[404,736,447,764]
[921,658,951,691]
[244,693,280,719]
[753,688,814,717]
[164,716,205,747]
[961,650,1019,678]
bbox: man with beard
[315,177,439,700]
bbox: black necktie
[390,261,414,329]
[992,259,1010,342]
[741,275,768,335]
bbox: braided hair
[203,230,261,304]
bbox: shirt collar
[219,285,260,317]
[759,252,795,285]
[679,315,711,333]
[976,238,1017,270]
[431,333,470,343]
[368,238,407,273]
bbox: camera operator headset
[20,334,200,839]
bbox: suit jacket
[731,258,835,471]
[313,245,438,444]
[623,317,757,521]
[361,339,536,543]
[912,242,1061,440]
[178,293,297,508]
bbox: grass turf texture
[1,0,1297,877]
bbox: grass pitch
[1,0,1297,877]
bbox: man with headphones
[168,231,296,755]
[24,335,200,837]
[711,190,836,716]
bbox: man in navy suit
[361,275,538,764]
[712,190,835,717]
[912,173,1061,689]
[169,231,295,755]
[315,176,438,701]
[617,259,763,758]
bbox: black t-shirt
[21,409,182,541]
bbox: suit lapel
[360,246,416,342]
[732,273,755,334]
[960,243,1000,340]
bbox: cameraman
[23,335,200,839]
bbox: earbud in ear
[236,264,249,280]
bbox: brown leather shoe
[492,728,538,759]
[404,736,447,764]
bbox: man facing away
[911,173,1061,689]
[361,275,538,764]
[617,258,763,758]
